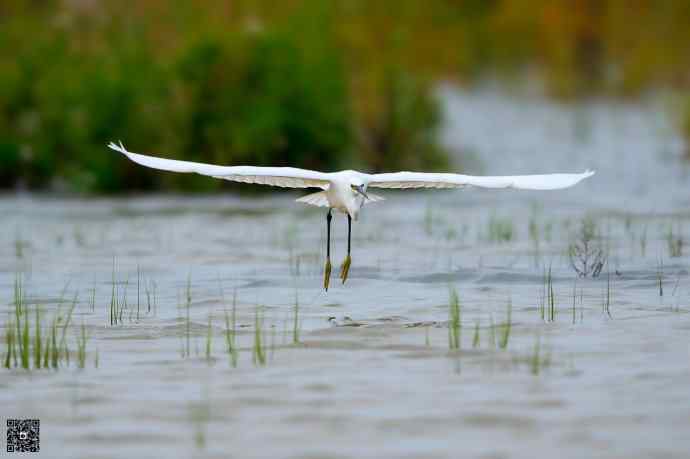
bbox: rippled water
[2,89,690,459]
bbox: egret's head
[349,181,369,200]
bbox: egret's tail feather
[296,191,330,208]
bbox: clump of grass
[528,209,540,246]
[76,321,89,369]
[223,289,239,367]
[252,308,266,366]
[89,278,97,312]
[15,277,30,369]
[145,279,157,316]
[568,216,605,277]
[270,323,277,362]
[602,270,612,318]
[4,319,17,369]
[57,293,78,366]
[205,311,213,363]
[46,316,58,369]
[14,231,27,259]
[571,277,578,324]
[4,278,93,371]
[33,304,42,369]
[540,265,556,322]
[448,287,461,350]
[109,268,118,326]
[666,224,683,258]
[488,313,496,349]
[640,225,648,257]
[530,334,541,375]
[487,215,514,243]
[498,298,512,349]
[108,263,129,326]
[472,320,480,348]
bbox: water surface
[2,89,690,459]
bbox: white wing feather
[368,170,595,190]
[296,191,330,207]
[108,142,330,189]
[296,191,385,208]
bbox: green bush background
[1,0,689,192]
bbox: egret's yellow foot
[324,258,332,291]
[340,255,351,284]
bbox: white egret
[108,141,594,290]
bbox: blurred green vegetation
[1,0,690,192]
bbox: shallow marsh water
[2,89,690,458]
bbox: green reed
[15,277,30,369]
[108,262,129,326]
[89,278,96,312]
[145,279,157,315]
[4,279,92,371]
[58,294,78,366]
[448,287,461,350]
[223,312,238,366]
[666,224,683,258]
[223,289,239,367]
[541,265,556,322]
[4,320,16,369]
[76,321,89,369]
[252,308,266,366]
[488,313,496,349]
[602,271,612,318]
[530,334,541,375]
[572,277,577,324]
[498,298,512,350]
[472,320,480,348]
[205,311,213,363]
[488,215,514,243]
[33,304,42,369]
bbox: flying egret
[108,141,594,290]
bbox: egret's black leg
[347,215,352,255]
[340,215,352,283]
[324,209,333,291]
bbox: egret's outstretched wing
[368,170,595,190]
[108,142,330,189]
